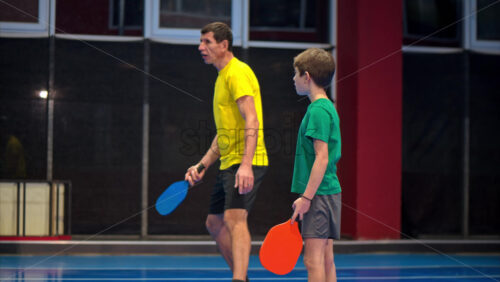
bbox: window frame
[145,0,336,48]
[402,0,462,47]
[401,0,500,53]
[467,0,500,52]
[108,0,144,31]
[249,0,330,44]
[145,0,243,45]
[0,0,51,37]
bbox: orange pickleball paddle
[259,219,303,275]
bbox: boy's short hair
[293,48,336,89]
[201,22,233,52]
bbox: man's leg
[206,213,233,271]
[304,238,328,282]
[324,239,337,282]
[224,209,250,281]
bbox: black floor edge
[1,239,499,255]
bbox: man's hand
[185,163,206,186]
[235,164,254,194]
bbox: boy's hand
[291,197,311,224]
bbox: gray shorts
[209,164,267,214]
[301,193,342,240]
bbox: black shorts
[209,164,267,214]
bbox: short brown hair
[201,22,233,52]
[293,48,335,89]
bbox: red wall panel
[337,0,402,239]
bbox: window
[146,0,334,47]
[250,0,329,43]
[403,0,500,51]
[469,0,500,51]
[476,0,500,40]
[110,0,144,30]
[55,0,142,36]
[0,0,39,23]
[159,0,230,28]
[146,0,239,44]
[403,0,462,47]
[0,0,50,37]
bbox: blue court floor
[1,254,499,281]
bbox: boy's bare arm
[292,138,329,223]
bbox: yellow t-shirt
[213,57,268,170]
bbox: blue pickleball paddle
[155,163,205,216]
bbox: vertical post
[56,183,60,235]
[118,0,125,35]
[330,0,337,101]
[462,51,470,238]
[49,0,56,36]
[49,182,53,236]
[47,38,55,181]
[329,0,337,46]
[144,0,152,39]
[299,0,307,29]
[46,0,56,182]
[16,182,20,236]
[461,0,471,238]
[67,182,72,235]
[22,182,26,236]
[241,0,249,49]
[141,39,151,238]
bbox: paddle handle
[197,163,205,173]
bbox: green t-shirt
[291,98,341,195]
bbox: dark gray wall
[402,51,500,237]
[1,38,499,237]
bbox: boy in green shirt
[290,48,342,282]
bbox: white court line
[1,279,237,281]
[338,276,500,281]
[0,267,266,271]
[2,265,500,271]
[0,240,219,245]
[2,276,500,281]
[2,239,498,245]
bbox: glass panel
[469,52,500,235]
[148,43,216,235]
[0,38,48,180]
[56,1,143,36]
[159,0,231,28]
[25,184,50,236]
[249,0,329,42]
[404,0,461,46]
[477,0,500,41]
[110,0,144,28]
[401,52,465,237]
[53,40,143,234]
[0,0,38,23]
[251,0,309,30]
[0,183,18,236]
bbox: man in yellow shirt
[185,22,268,282]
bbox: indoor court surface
[1,254,499,281]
